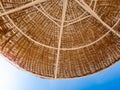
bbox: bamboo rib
[55,0,68,78]
[75,0,120,38]
[0,0,46,17]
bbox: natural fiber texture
[0,0,120,79]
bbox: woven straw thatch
[0,0,120,79]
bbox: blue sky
[0,54,120,90]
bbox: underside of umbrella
[0,0,120,79]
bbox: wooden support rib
[93,0,98,11]
[0,2,58,50]
[61,19,120,51]
[54,0,68,78]
[75,0,120,38]
[34,6,61,27]
[0,0,46,17]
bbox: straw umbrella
[0,0,120,79]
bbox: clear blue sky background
[0,54,120,90]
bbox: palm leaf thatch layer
[0,0,120,79]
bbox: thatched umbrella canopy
[0,0,120,79]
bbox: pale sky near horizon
[0,54,120,90]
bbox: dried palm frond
[0,0,120,79]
